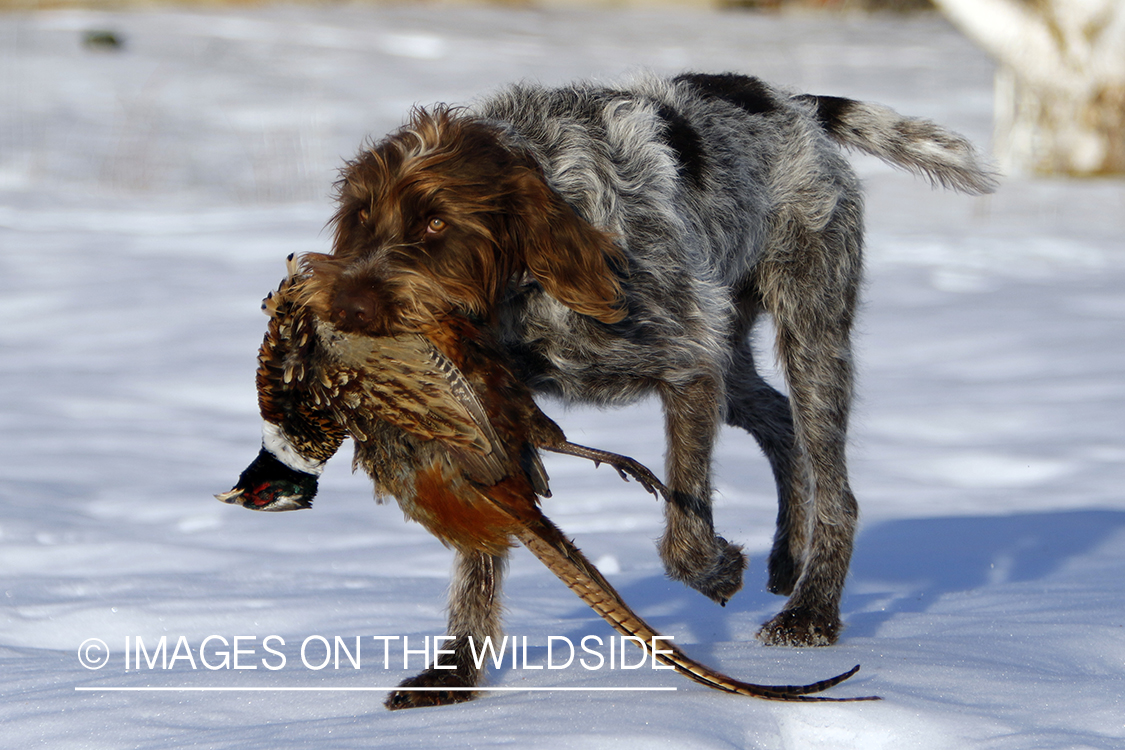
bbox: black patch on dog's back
[655,104,707,188]
[675,73,777,116]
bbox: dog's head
[303,106,625,336]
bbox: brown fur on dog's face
[310,107,626,336]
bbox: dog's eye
[357,208,369,224]
[426,217,446,234]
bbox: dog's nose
[331,287,377,331]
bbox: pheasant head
[216,255,346,511]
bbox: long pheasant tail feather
[512,515,879,702]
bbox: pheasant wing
[315,325,511,485]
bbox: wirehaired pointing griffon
[309,72,996,647]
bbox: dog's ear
[506,169,626,325]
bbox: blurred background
[1,2,1123,748]
[2,0,1123,206]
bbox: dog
[315,72,996,647]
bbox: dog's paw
[757,606,840,647]
[765,546,799,597]
[695,537,748,605]
[663,536,747,605]
[384,669,479,711]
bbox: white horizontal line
[76,686,676,692]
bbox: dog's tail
[795,94,998,195]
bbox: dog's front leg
[385,549,506,710]
[657,375,747,605]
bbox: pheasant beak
[214,488,245,504]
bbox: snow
[2,4,1123,748]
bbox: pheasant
[218,255,876,709]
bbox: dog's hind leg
[385,549,506,709]
[753,194,863,648]
[723,334,807,597]
[658,374,748,605]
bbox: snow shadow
[844,509,1125,636]
[529,511,1125,651]
[537,554,792,656]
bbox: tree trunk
[934,0,1125,176]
